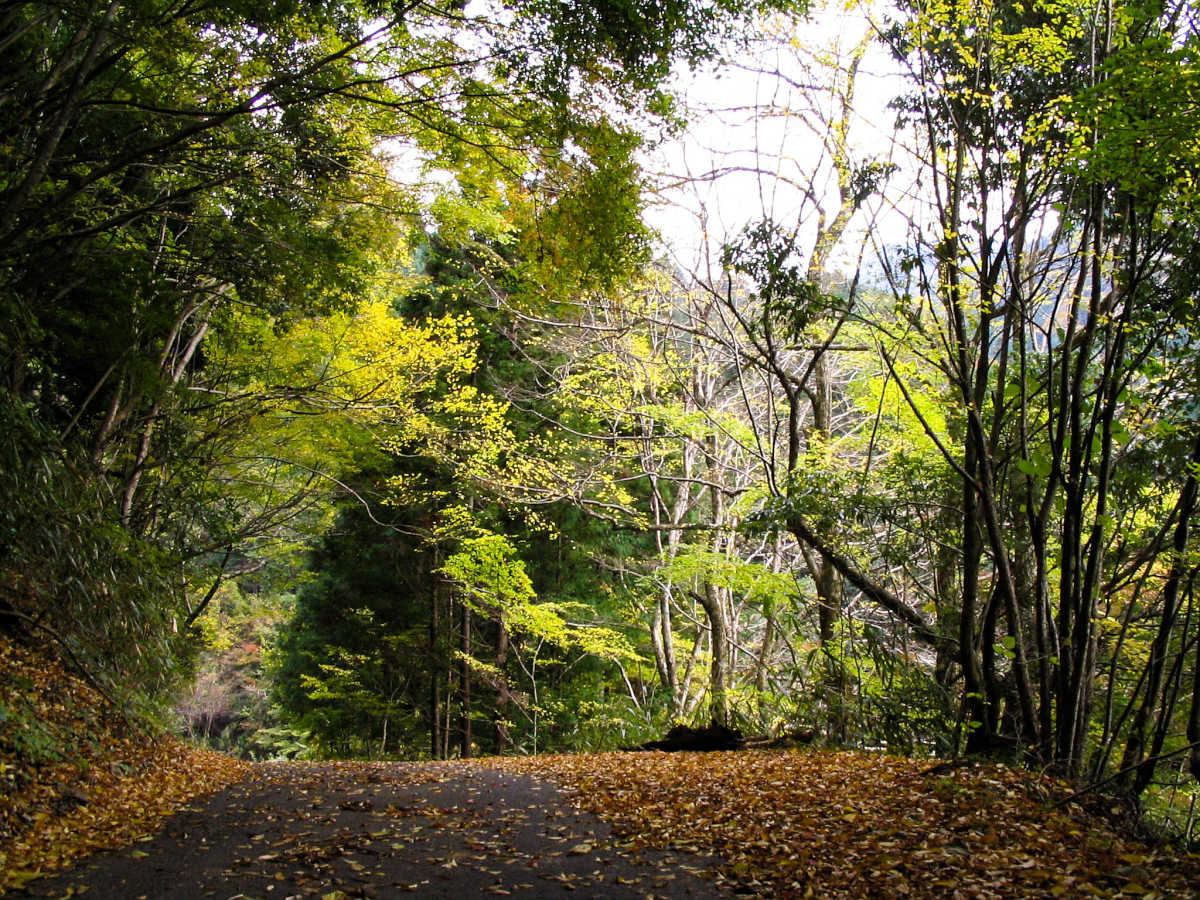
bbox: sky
[642,1,920,279]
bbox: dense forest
[3,0,1200,842]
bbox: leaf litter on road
[482,750,1200,898]
[4,623,1199,899]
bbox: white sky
[388,1,926,282]
[642,1,922,278]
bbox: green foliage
[241,724,314,761]
[1058,27,1200,211]
[538,675,671,752]
[18,0,1200,795]
[721,219,837,340]
[510,122,654,303]
[0,697,63,766]
[834,625,954,755]
[510,0,806,105]
[656,548,798,615]
[270,499,441,758]
[440,533,633,660]
[3,0,759,724]
[441,535,537,612]
[0,397,182,710]
[885,0,1089,143]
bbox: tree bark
[1122,430,1200,792]
[459,600,471,759]
[430,570,442,760]
[691,587,730,727]
[494,618,511,754]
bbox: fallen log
[742,727,818,749]
[624,721,745,752]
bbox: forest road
[8,760,731,899]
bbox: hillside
[0,635,247,892]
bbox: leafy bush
[0,399,182,714]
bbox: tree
[878,0,1200,779]
[646,6,945,737]
[0,0,799,708]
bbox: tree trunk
[459,600,471,759]
[650,588,678,697]
[429,572,442,760]
[960,451,992,756]
[1188,616,1200,784]
[494,618,511,754]
[1122,431,1200,793]
[693,587,730,727]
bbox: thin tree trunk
[494,618,511,754]
[1188,609,1200,784]
[430,568,442,760]
[460,600,471,759]
[692,587,730,726]
[1122,431,1200,792]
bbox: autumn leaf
[5,628,1199,900]
[479,751,1200,899]
[0,635,248,892]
